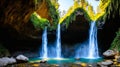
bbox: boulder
[101,60,113,66]
[0,57,16,66]
[97,60,113,67]
[103,50,116,58]
[16,55,29,63]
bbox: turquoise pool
[29,57,103,64]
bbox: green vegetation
[103,0,119,21]
[0,44,10,57]
[32,0,59,30]
[46,0,59,30]
[30,12,50,29]
[110,29,120,51]
[61,8,91,28]
[50,0,59,9]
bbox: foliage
[60,0,110,24]
[50,0,59,9]
[61,8,91,28]
[110,29,120,51]
[0,44,10,57]
[46,0,60,30]
[59,0,91,24]
[102,0,120,21]
[32,0,59,30]
[30,12,50,29]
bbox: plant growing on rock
[110,29,120,51]
[30,12,50,29]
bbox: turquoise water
[29,58,102,64]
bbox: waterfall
[56,24,61,58]
[75,21,99,59]
[41,27,48,58]
[87,21,99,58]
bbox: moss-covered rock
[36,0,59,30]
[30,12,50,29]
[0,0,59,40]
[110,29,120,51]
[61,8,91,28]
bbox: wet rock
[80,63,87,67]
[117,58,120,63]
[40,60,47,63]
[16,55,29,63]
[101,60,113,65]
[75,58,80,60]
[98,60,113,66]
[0,57,16,66]
[113,59,117,62]
[52,64,60,67]
[103,50,116,59]
[115,55,120,59]
[75,62,88,67]
[32,63,40,67]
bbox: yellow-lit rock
[32,64,40,67]
[80,63,87,67]
[113,62,117,65]
[113,59,117,62]
[116,64,120,67]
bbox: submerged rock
[103,50,116,58]
[75,58,80,60]
[0,57,16,66]
[40,60,47,63]
[16,55,29,63]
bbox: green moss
[30,12,50,29]
[110,29,120,51]
[46,0,59,30]
[32,0,59,30]
[61,8,91,28]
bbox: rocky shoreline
[1,49,120,67]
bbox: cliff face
[61,9,90,44]
[0,0,58,40]
[0,0,59,51]
[36,0,52,23]
[0,0,34,32]
[98,0,120,52]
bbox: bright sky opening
[58,0,74,16]
[86,0,100,13]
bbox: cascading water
[41,27,48,58]
[87,21,99,59]
[56,24,61,58]
[75,21,99,59]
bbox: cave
[0,0,120,66]
[61,14,89,44]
